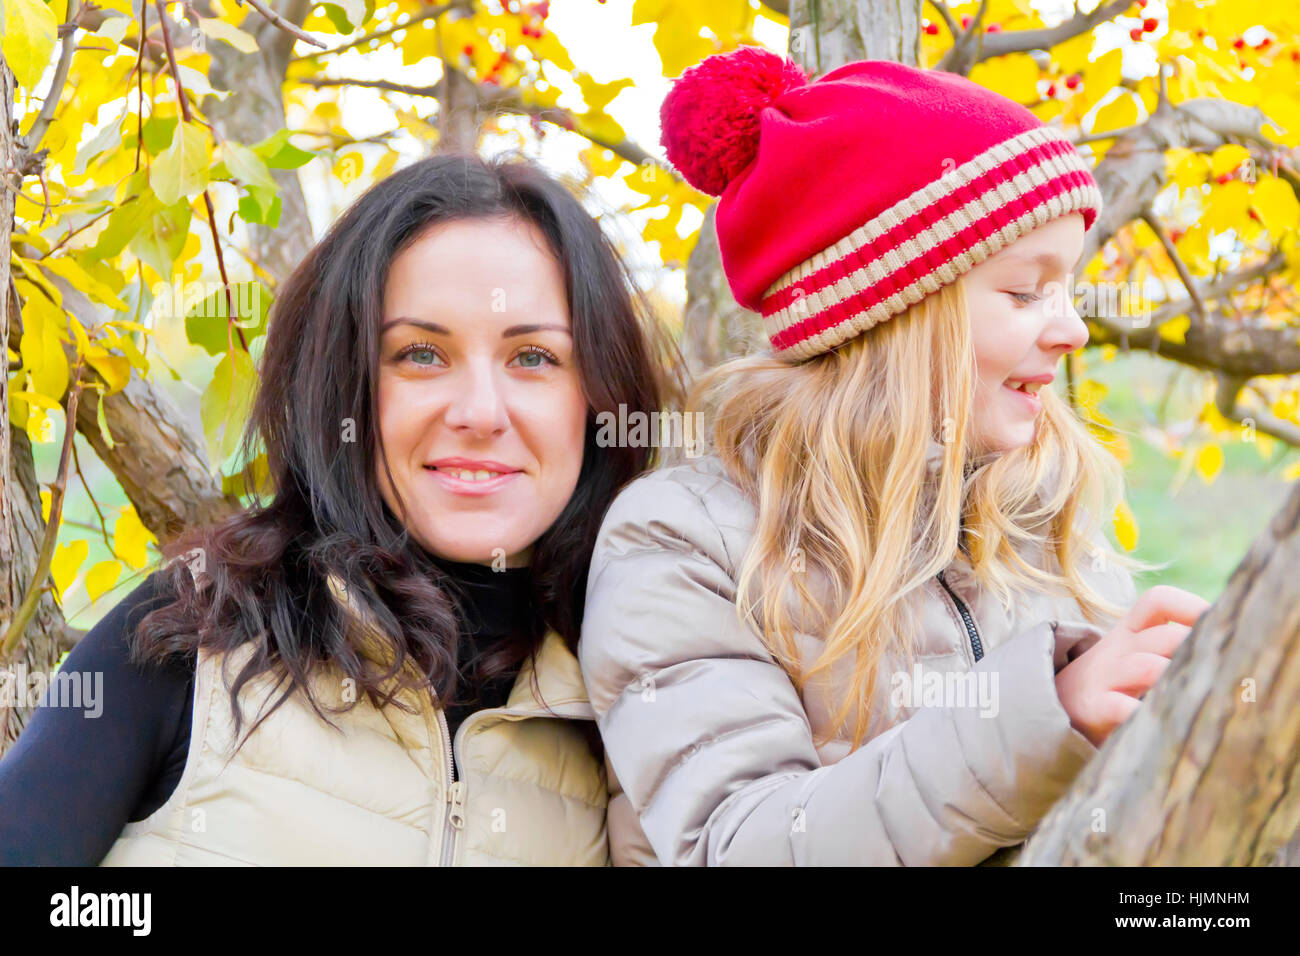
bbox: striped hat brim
[760,125,1102,362]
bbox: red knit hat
[660,47,1103,362]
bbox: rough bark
[997,483,1300,865]
[1,58,67,750]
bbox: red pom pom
[660,46,807,196]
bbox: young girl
[0,152,671,865]
[580,48,1210,866]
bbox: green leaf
[141,115,179,157]
[238,186,282,227]
[2,0,58,90]
[251,129,315,170]
[151,123,210,205]
[201,347,259,466]
[185,281,271,355]
[95,392,116,450]
[223,142,278,190]
[129,198,191,279]
[320,0,368,32]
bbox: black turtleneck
[0,563,534,866]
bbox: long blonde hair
[691,276,1156,751]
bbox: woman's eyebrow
[380,318,449,334]
[502,323,571,337]
[379,318,572,337]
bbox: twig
[134,0,148,172]
[1141,207,1209,331]
[239,0,327,48]
[71,433,112,546]
[291,0,472,62]
[22,0,80,154]
[1,371,85,659]
[153,0,245,349]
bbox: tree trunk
[1,58,67,750]
[1010,482,1300,865]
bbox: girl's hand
[1054,586,1211,749]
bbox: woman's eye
[510,347,558,369]
[399,345,443,367]
[1007,291,1040,305]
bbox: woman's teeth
[1009,381,1043,394]
[435,468,501,481]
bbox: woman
[0,152,671,865]
[580,49,1210,866]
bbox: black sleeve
[0,572,194,866]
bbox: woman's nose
[444,365,509,437]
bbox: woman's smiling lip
[423,458,523,497]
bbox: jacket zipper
[936,570,984,663]
[433,694,593,867]
[436,707,464,867]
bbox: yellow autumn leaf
[85,560,124,602]
[198,16,259,54]
[970,54,1040,104]
[1113,499,1139,552]
[2,0,59,90]
[1284,460,1300,482]
[1252,176,1300,236]
[1202,180,1251,233]
[51,539,89,602]
[85,347,132,393]
[114,506,157,570]
[1210,144,1251,179]
[1091,91,1140,136]
[40,489,52,521]
[1194,443,1224,484]
[1158,315,1190,345]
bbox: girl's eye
[509,346,559,369]
[397,343,444,367]
[1007,291,1041,305]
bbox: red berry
[986,23,1002,33]
[1065,73,1081,89]
[1136,0,1147,7]
[925,22,940,35]
[961,15,971,28]
[1143,17,1158,32]
[1258,38,1272,50]
[1248,208,1261,222]
[1216,173,1233,184]
[1196,29,1205,38]
[1045,83,1057,97]
[1233,37,1245,49]
[1130,27,1143,41]
[1292,50,1300,61]
[463,44,474,56]
[1170,229,1184,243]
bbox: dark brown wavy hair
[132,151,678,744]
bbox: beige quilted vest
[100,585,609,866]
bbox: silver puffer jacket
[581,447,1137,866]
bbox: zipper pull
[446,780,466,829]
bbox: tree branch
[937,0,1131,75]
[21,0,80,156]
[238,0,327,49]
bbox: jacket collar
[325,571,594,721]
[503,631,595,720]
